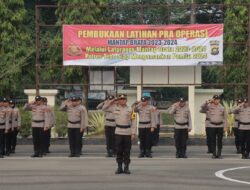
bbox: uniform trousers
[233,128,241,149]
[5,130,12,154]
[206,127,212,151]
[32,127,45,156]
[68,128,81,155]
[209,127,224,152]
[105,126,116,152]
[0,129,5,156]
[239,129,250,155]
[174,128,188,155]
[10,128,19,152]
[44,128,51,152]
[115,134,131,165]
[151,124,160,147]
[139,128,152,153]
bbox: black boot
[145,150,152,158]
[115,163,123,174]
[212,150,217,159]
[216,149,222,159]
[106,150,112,157]
[138,150,145,158]
[246,152,250,159]
[236,147,241,154]
[123,164,131,174]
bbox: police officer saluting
[114,94,136,174]
[23,96,50,157]
[229,98,242,154]
[97,95,117,157]
[231,98,250,159]
[134,96,156,158]
[168,98,192,158]
[0,98,10,158]
[201,95,227,159]
[9,99,21,154]
[60,97,88,157]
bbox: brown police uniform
[10,106,21,153]
[168,101,192,158]
[23,99,50,157]
[60,99,88,157]
[101,99,117,157]
[113,96,136,174]
[201,100,227,158]
[231,103,250,159]
[134,101,156,158]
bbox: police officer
[201,95,227,159]
[3,98,13,156]
[0,98,10,158]
[98,95,117,157]
[42,97,55,154]
[113,94,136,174]
[59,97,88,157]
[134,96,156,158]
[168,98,192,158]
[231,98,250,159]
[200,100,212,154]
[23,96,50,157]
[151,104,161,149]
[9,99,21,154]
[229,98,242,154]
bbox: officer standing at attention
[23,96,50,157]
[200,100,212,154]
[99,95,117,157]
[60,97,88,157]
[9,99,21,154]
[42,97,55,154]
[114,94,136,174]
[0,98,10,158]
[3,98,12,156]
[167,98,192,158]
[231,98,250,159]
[201,95,227,159]
[229,98,242,154]
[134,96,156,158]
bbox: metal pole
[35,6,40,95]
[248,5,250,102]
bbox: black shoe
[242,155,247,159]
[10,149,15,154]
[216,149,222,159]
[145,150,152,158]
[31,154,39,158]
[5,152,10,156]
[74,154,80,157]
[0,155,4,158]
[68,154,75,157]
[212,154,217,159]
[123,165,131,174]
[138,151,145,158]
[46,150,51,154]
[115,163,123,174]
[182,154,188,159]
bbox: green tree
[0,0,34,97]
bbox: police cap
[179,97,185,102]
[141,96,150,102]
[108,95,115,100]
[212,95,220,100]
[35,96,42,101]
[118,94,127,100]
[243,98,248,103]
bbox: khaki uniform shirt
[200,104,210,128]
[231,105,250,130]
[167,104,192,130]
[45,105,56,128]
[134,103,156,129]
[102,100,116,127]
[201,102,227,128]
[113,105,136,135]
[0,106,10,130]
[11,107,21,129]
[23,103,50,128]
[60,102,88,129]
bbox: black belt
[9,121,12,124]
[0,123,5,126]
[139,121,151,124]
[175,121,189,126]
[106,119,115,122]
[239,122,250,125]
[32,120,44,123]
[116,125,130,129]
[210,121,223,125]
[68,120,81,124]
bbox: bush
[19,107,32,138]
[54,106,68,137]
[88,111,105,136]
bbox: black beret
[213,95,220,100]
[35,96,42,101]
[9,99,15,104]
[243,98,248,103]
[3,98,8,102]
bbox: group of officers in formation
[0,93,250,174]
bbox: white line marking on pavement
[215,166,250,185]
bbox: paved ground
[0,145,249,190]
